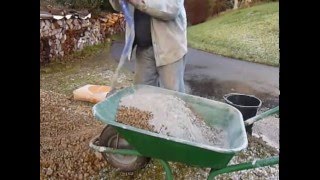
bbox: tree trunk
[233,0,239,9]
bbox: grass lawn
[187,2,279,66]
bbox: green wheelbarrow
[89,85,279,179]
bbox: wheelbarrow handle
[89,135,142,156]
[207,156,279,179]
[245,106,279,126]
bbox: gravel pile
[40,89,107,179]
[116,105,155,131]
[118,91,228,148]
[216,136,279,179]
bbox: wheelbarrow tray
[93,85,248,169]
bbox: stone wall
[40,12,125,64]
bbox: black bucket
[223,93,262,136]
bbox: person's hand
[123,0,146,10]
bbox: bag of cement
[73,84,111,103]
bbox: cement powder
[119,89,228,148]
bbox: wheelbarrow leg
[207,156,279,180]
[158,159,174,180]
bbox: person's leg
[157,56,186,93]
[134,46,158,86]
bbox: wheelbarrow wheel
[99,125,150,172]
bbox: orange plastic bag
[73,84,111,103]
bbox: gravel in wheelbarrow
[115,91,228,149]
[93,85,248,169]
